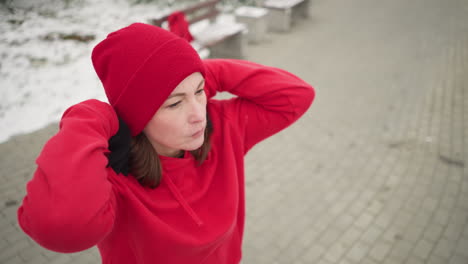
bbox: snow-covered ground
[0,0,200,143]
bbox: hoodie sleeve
[203,59,315,152]
[17,99,119,253]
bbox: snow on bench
[263,0,310,32]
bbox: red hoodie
[18,59,315,264]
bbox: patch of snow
[0,0,171,143]
[234,6,268,18]
[192,14,247,46]
[263,0,305,9]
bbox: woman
[17,23,315,264]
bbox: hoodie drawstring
[164,175,204,227]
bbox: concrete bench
[263,0,310,32]
[150,0,247,59]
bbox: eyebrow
[167,79,205,99]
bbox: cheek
[146,114,186,141]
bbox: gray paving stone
[374,214,393,230]
[387,240,413,263]
[48,254,73,264]
[360,258,378,264]
[334,214,355,233]
[405,256,425,264]
[354,212,375,231]
[360,225,384,246]
[275,244,305,264]
[336,258,353,264]
[6,255,27,264]
[433,208,452,227]
[403,226,425,245]
[412,239,434,261]
[421,196,439,214]
[454,235,468,258]
[449,254,468,264]
[318,228,342,249]
[348,201,368,219]
[316,259,333,264]
[444,221,464,243]
[0,248,20,264]
[300,244,326,263]
[433,237,457,260]
[426,254,449,264]
[366,200,384,216]
[411,211,432,230]
[368,241,392,263]
[423,223,445,243]
[380,258,400,264]
[323,242,349,263]
[296,227,321,248]
[340,227,363,248]
[346,241,371,263]
[18,246,49,263]
[382,227,404,244]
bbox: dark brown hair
[129,116,212,189]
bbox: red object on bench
[168,11,194,42]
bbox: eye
[195,89,204,95]
[167,101,181,108]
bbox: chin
[184,136,205,151]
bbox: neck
[160,149,184,158]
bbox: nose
[188,99,205,124]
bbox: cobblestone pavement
[1,0,468,263]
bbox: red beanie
[91,23,205,136]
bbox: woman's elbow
[294,84,316,117]
[17,201,115,253]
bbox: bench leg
[209,32,246,59]
[235,14,268,44]
[266,8,292,32]
[291,1,309,25]
[298,0,310,18]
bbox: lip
[191,128,205,138]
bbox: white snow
[234,6,268,18]
[263,0,305,9]
[0,0,239,143]
[0,0,171,143]
[192,14,247,46]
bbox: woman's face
[143,72,207,157]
